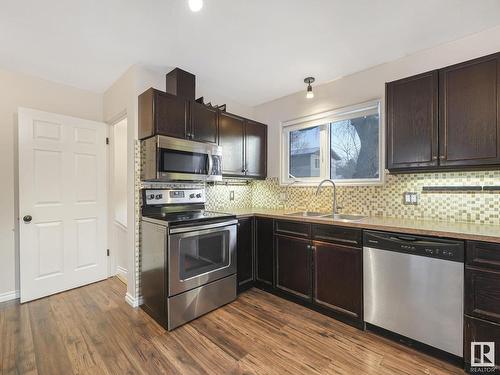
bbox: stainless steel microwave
[141,136,222,182]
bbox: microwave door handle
[208,153,213,176]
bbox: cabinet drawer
[465,267,500,323]
[275,220,310,238]
[467,241,500,271]
[311,224,362,247]
[464,315,500,370]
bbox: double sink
[285,211,366,222]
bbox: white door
[18,108,108,303]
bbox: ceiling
[1,0,500,106]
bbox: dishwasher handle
[364,230,464,262]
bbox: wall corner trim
[125,292,142,308]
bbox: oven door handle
[169,219,238,234]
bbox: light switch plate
[403,192,418,205]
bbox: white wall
[253,26,500,178]
[0,68,102,298]
[113,119,128,227]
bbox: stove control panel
[144,189,206,205]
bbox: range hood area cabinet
[386,52,500,172]
[139,88,218,144]
[219,112,267,179]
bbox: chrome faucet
[315,179,337,216]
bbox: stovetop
[142,210,235,225]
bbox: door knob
[23,215,32,223]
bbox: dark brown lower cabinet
[464,316,500,372]
[275,234,312,301]
[465,267,500,323]
[237,217,254,293]
[255,217,274,286]
[312,241,362,320]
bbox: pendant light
[188,0,203,12]
[304,77,315,99]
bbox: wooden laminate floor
[0,277,464,375]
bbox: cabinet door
[190,102,218,144]
[275,235,312,300]
[465,267,500,324]
[154,92,188,139]
[464,315,500,371]
[386,71,439,171]
[245,120,267,178]
[219,112,245,176]
[255,217,274,286]
[439,53,500,167]
[237,217,254,292]
[313,241,362,319]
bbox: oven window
[179,230,229,280]
[160,149,208,175]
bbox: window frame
[280,100,383,186]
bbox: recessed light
[188,0,203,12]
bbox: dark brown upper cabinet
[439,53,500,167]
[219,112,267,179]
[190,101,218,144]
[139,88,219,143]
[219,112,246,176]
[139,88,188,140]
[244,120,267,178]
[386,71,439,171]
[386,51,500,172]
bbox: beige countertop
[223,208,500,243]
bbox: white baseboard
[125,292,142,308]
[116,266,127,284]
[0,290,20,303]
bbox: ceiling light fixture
[188,0,203,12]
[304,77,315,99]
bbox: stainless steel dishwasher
[363,230,464,357]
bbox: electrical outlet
[229,190,235,201]
[279,192,287,201]
[403,192,418,205]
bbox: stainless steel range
[140,188,237,330]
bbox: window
[281,101,381,185]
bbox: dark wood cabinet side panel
[138,89,155,140]
[255,217,274,285]
[386,71,439,170]
[237,218,254,291]
[313,241,362,319]
[439,54,500,166]
[219,112,245,176]
[275,235,312,300]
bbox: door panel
[237,218,254,292]
[219,112,245,176]
[245,120,267,178]
[191,102,218,144]
[386,71,439,170]
[19,108,107,302]
[155,92,188,139]
[275,234,311,300]
[255,217,274,285]
[313,241,362,319]
[439,54,500,166]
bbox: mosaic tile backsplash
[208,172,500,225]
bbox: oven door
[168,220,237,296]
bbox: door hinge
[107,249,110,256]
[106,137,110,145]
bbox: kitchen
[1,1,500,374]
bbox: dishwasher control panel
[364,231,464,262]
